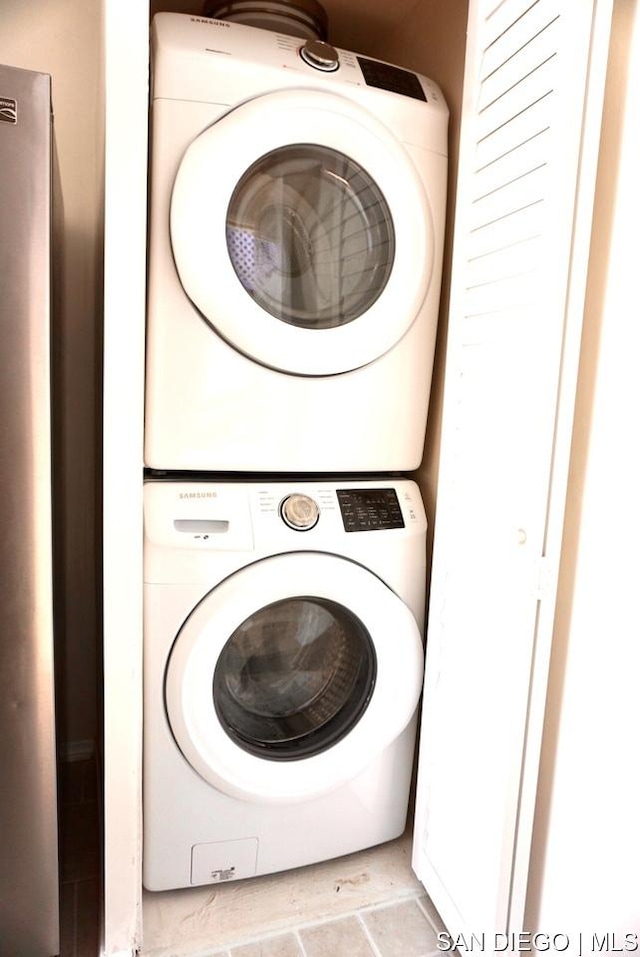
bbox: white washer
[144,478,426,891]
[145,13,448,472]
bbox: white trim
[102,0,149,953]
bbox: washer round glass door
[214,596,376,759]
[170,89,434,375]
[165,553,424,804]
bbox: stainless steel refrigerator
[0,64,59,956]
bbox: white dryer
[145,14,448,472]
[143,478,426,891]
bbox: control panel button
[300,40,340,72]
[337,489,404,532]
[356,56,427,101]
[280,494,320,531]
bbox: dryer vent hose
[202,0,329,42]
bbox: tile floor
[58,757,101,957]
[205,894,447,957]
[142,829,449,957]
[57,759,448,957]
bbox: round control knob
[300,39,340,72]
[280,494,320,531]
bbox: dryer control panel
[150,13,449,157]
[356,57,427,102]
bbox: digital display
[337,489,404,532]
[357,57,427,102]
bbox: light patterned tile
[363,899,441,957]
[300,916,375,957]
[230,933,303,957]
[417,893,447,933]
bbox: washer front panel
[170,89,434,375]
[164,552,424,803]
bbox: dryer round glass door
[225,145,395,331]
[170,89,434,375]
[165,552,424,804]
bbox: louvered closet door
[412,0,612,942]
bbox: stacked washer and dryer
[143,5,448,892]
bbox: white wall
[102,0,150,948]
[527,0,640,935]
[0,0,103,751]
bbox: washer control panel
[337,488,404,533]
[144,481,426,569]
[280,493,320,531]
